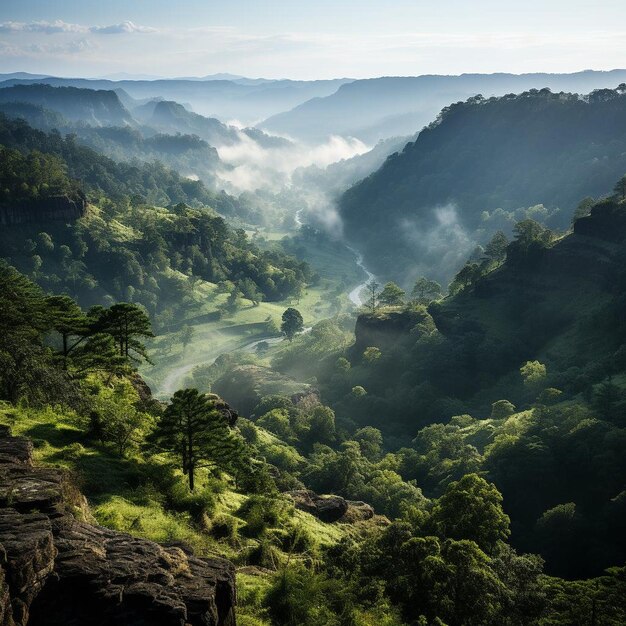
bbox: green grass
[142,231,363,396]
[0,402,357,602]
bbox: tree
[353,426,383,461]
[379,282,405,307]
[363,346,382,362]
[281,308,304,342]
[93,379,153,455]
[154,388,246,490]
[510,220,554,256]
[92,303,153,364]
[307,405,336,445]
[491,399,516,419]
[366,280,380,314]
[484,231,509,262]
[411,277,442,304]
[46,295,89,368]
[450,263,481,293]
[429,473,510,554]
[520,360,547,388]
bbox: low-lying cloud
[399,204,476,285]
[216,132,369,193]
[0,20,157,35]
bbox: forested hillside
[1,74,626,626]
[0,83,134,126]
[0,115,311,325]
[288,189,626,581]
[341,86,626,284]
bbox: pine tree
[154,388,247,490]
[92,302,154,364]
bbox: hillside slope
[0,84,134,126]
[340,87,626,284]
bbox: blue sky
[1,1,626,79]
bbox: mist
[399,204,476,287]
[214,130,369,193]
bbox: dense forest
[0,115,311,326]
[341,86,626,284]
[1,78,626,626]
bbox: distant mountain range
[0,75,353,124]
[262,70,626,142]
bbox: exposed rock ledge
[286,489,375,523]
[0,425,236,626]
[0,196,87,227]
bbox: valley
[1,55,626,626]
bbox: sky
[1,0,626,80]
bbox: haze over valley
[2,2,626,624]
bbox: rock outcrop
[0,426,236,626]
[0,196,86,226]
[286,489,375,523]
[349,309,429,361]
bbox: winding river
[158,334,285,399]
[156,210,374,397]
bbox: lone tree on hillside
[281,307,304,342]
[154,388,246,490]
[91,302,154,364]
[379,281,405,307]
[366,280,380,314]
[411,277,442,304]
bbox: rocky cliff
[0,425,236,626]
[0,196,86,226]
[349,309,429,361]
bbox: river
[295,209,374,307]
[347,246,375,307]
[157,210,373,397]
[158,334,286,399]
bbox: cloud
[0,38,98,57]
[0,20,157,35]
[216,132,368,193]
[90,21,158,35]
[0,20,85,34]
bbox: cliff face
[0,196,86,227]
[0,425,236,626]
[350,309,429,360]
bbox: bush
[238,495,291,537]
[209,513,239,543]
[246,537,284,569]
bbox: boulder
[0,427,236,626]
[286,489,349,523]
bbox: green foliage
[153,388,249,490]
[491,399,516,419]
[411,277,442,304]
[0,145,80,206]
[281,307,304,342]
[362,346,381,363]
[341,87,626,282]
[379,282,405,307]
[520,360,548,387]
[92,302,154,364]
[428,473,510,554]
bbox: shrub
[210,513,239,544]
[238,495,291,537]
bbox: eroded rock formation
[286,489,375,523]
[0,425,236,626]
